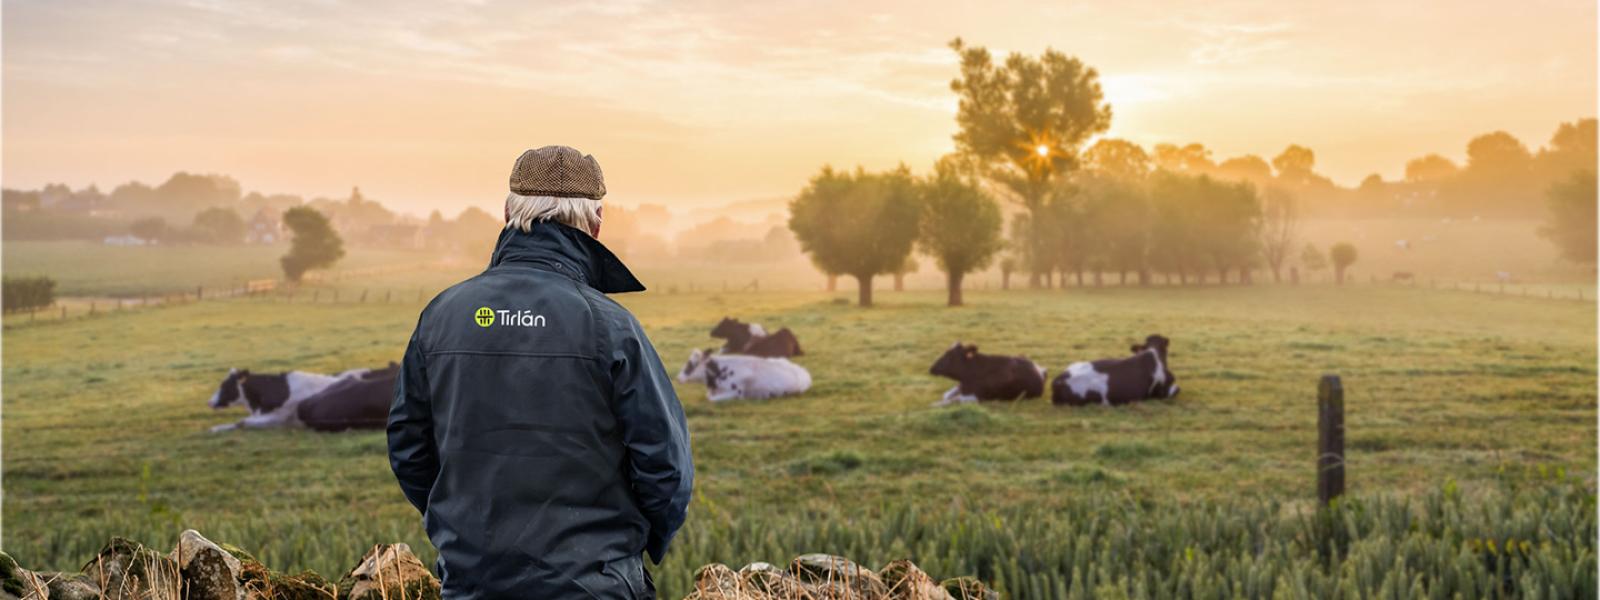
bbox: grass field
[4,276,1594,595]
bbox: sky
[3,0,1596,216]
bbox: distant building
[245,208,283,244]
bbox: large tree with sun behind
[948,37,1112,288]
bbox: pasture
[3,281,1595,597]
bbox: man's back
[389,222,692,600]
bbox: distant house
[245,208,283,244]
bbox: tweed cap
[509,146,606,200]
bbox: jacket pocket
[603,555,651,600]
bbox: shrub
[2,275,56,313]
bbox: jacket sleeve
[610,316,694,564]
[388,328,439,515]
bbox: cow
[927,342,1046,406]
[684,353,811,402]
[295,372,397,431]
[677,348,718,383]
[206,363,395,432]
[1050,335,1178,407]
[710,317,804,358]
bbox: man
[388,146,693,599]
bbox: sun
[1035,144,1049,157]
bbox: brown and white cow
[928,342,1046,406]
[1050,335,1178,407]
[710,317,804,358]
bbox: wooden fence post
[197,285,204,300]
[1318,374,1346,505]
[385,290,392,303]
[60,306,67,320]
[359,289,368,303]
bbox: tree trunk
[1139,269,1150,286]
[1075,269,1084,287]
[856,274,874,306]
[1001,270,1011,290]
[1239,267,1251,285]
[1217,267,1228,285]
[1120,271,1128,285]
[947,271,964,306]
[1271,265,1282,283]
[826,275,837,292]
[1094,271,1103,287]
[893,273,905,292]
[1290,267,1300,285]
[1335,266,1346,286]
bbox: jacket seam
[423,350,600,362]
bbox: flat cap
[509,146,606,200]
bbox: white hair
[504,193,602,235]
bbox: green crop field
[3,279,1595,597]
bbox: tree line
[790,38,1594,307]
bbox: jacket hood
[488,221,645,294]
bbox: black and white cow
[295,371,397,431]
[1050,335,1178,407]
[927,342,1046,406]
[207,363,395,432]
[677,349,810,401]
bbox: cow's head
[209,368,249,409]
[929,342,978,379]
[710,317,746,340]
[1131,334,1171,360]
[677,348,716,383]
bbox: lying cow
[295,371,396,432]
[678,349,810,401]
[1051,335,1178,407]
[207,363,395,432]
[710,317,804,358]
[928,342,1046,406]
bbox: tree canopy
[280,206,345,282]
[789,166,922,306]
[1539,169,1598,264]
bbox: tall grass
[11,475,1592,599]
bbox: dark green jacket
[388,222,693,599]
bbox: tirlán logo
[473,306,547,328]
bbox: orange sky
[3,0,1596,216]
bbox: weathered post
[313,290,320,303]
[61,306,67,320]
[360,289,368,303]
[197,285,204,300]
[1318,374,1346,505]
[385,290,392,303]
[90,301,96,315]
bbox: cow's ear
[1130,345,1143,353]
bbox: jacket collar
[487,221,646,294]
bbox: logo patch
[473,306,547,328]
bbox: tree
[1271,145,1315,180]
[1404,154,1458,183]
[789,166,922,307]
[1084,138,1151,180]
[191,207,245,244]
[892,257,918,292]
[918,161,1003,306]
[1329,242,1358,285]
[1214,155,1272,184]
[1259,187,1299,283]
[949,38,1112,288]
[1300,243,1328,275]
[1539,169,1597,264]
[1153,143,1216,174]
[129,217,168,242]
[280,206,345,282]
